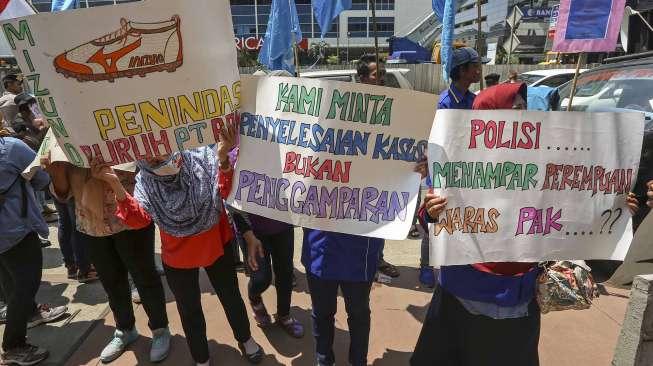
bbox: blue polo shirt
[437,84,476,110]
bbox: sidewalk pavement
[1,227,633,365]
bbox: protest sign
[227,76,437,240]
[1,0,240,167]
[428,109,644,265]
[552,0,626,52]
[609,212,653,287]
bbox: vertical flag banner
[312,0,351,38]
[51,0,79,12]
[1,0,240,167]
[258,0,302,74]
[437,0,456,81]
[553,0,627,52]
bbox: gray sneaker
[100,328,138,364]
[27,304,67,329]
[1,343,49,365]
[150,328,171,363]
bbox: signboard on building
[548,4,559,39]
[520,7,555,19]
[235,36,309,52]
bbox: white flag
[0,0,35,57]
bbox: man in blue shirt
[0,137,66,365]
[437,47,488,110]
[418,47,489,289]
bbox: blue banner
[312,0,352,38]
[258,0,303,74]
[51,0,79,12]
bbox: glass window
[537,74,573,88]
[348,17,367,38]
[385,73,400,88]
[352,0,368,10]
[375,0,395,10]
[373,17,394,37]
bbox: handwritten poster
[227,76,437,240]
[428,109,644,265]
[1,0,240,167]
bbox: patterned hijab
[134,146,222,237]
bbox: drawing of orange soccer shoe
[53,15,182,82]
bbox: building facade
[30,0,432,52]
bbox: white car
[519,69,588,88]
[300,68,414,89]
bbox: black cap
[14,93,35,107]
[484,73,500,81]
[2,74,21,84]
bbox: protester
[12,92,59,230]
[302,229,382,366]
[356,54,400,279]
[53,197,97,282]
[484,72,500,87]
[45,159,170,364]
[418,46,489,288]
[507,70,519,83]
[412,83,541,366]
[94,119,265,366]
[0,74,23,130]
[231,209,304,338]
[0,136,68,365]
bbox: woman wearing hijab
[411,83,541,366]
[92,119,264,366]
[45,160,170,364]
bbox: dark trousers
[411,285,541,366]
[53,200,90,272]
[83,224,168,332]
[164,243,251,363]
[0,233,41,350]
[306,274,372,366]
[248,228,294,317]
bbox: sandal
[275,315,304,338]
[378,260,400,278]
[250,298,272,327]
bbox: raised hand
[217,118,239,166]
[424,192,447,220]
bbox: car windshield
[519,74,544,85]
[558,67,653,113]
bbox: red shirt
[115,168,234,269]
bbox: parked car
[557,54,653,116]
[519,68,588,88]
[300,68,414,89]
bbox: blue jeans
[248,228,294,317]
[306,274,372,366]
[53,200,90,272]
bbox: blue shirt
[437,84,476,110]
[301,229,382,282]
[0,137,49,253]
